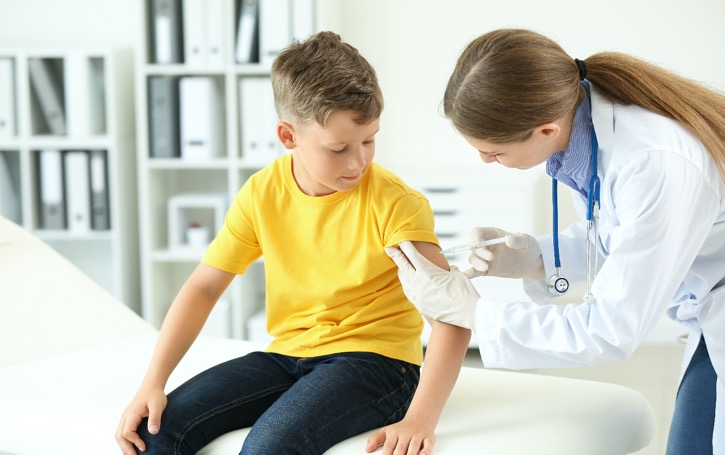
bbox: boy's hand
[365,418,435,455]
[115,387,167,454]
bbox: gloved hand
[385,241,479,331]
[467,227,545,280]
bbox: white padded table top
[0,333,654,455]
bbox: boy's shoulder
[368,163,426,200]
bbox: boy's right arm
[115,263,235,455]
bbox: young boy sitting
[116,31,470,455]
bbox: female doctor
[387,29,725,454]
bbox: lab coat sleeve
[476,151,720,370]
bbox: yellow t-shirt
[202,154,439,365]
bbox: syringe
[439,237,507,255]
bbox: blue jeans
[666,336,717,455]
[136,351,420,455]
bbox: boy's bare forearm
[142,263,235,389]
[405,320,471,428]
[399,241,470,427]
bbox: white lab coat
[475,88,725,448]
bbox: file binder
[38,149,66,229]
[235,0,259,64]
[240,77,281,165]
[181,0,226,67]
[259,0,290,65]
[88,58,107,135]
[182,0,206,66]
[148,76,180,158]
[179,77,224,160]
[64,53,93,137]
[0,58,17,139]
[63,150,92,233]
[89,150,110,230]
[151,0,183,64]
[206,0,227,66]
[28,58,66,136]
[0,152,21,223]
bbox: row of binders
[151,0,314,66]
[148,75,281,164]
[0,55,107,138]
[36,149,110,232]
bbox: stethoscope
[547,124,601,300]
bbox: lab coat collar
[589,87,614,176]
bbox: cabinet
[0,48,139,310]
[135,0,316,337]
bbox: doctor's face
[464,135,557,170]
[463,118,570,170]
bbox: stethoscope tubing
[550,121,601,298]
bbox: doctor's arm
[392,153,718,371]
[367,241,471,455]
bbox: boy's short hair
[271,31,383,127]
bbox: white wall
[319,0,725,185]
[0,0,141,49]
[317,0,725,233]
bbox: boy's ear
[277,121,297,150]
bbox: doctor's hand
[467,227,545,280]
[386,241,479,331]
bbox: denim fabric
[136,351,420,455]
[666,336,717,455]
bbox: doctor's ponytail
[584,51,725,178]
[444,29,725,179]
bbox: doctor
[388,29,725,454]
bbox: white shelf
[0,48,139,311]
[136,0,318,334]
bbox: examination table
[0,217,655,454]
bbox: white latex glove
[385,240,479,331]
[467,227,545,280]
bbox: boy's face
[288,110,379,197]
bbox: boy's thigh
[241,352,420,455]
[138,351,297,455]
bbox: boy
[116,31,470,455]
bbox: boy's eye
[330,145,348,154]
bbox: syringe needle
[440,237,507,255]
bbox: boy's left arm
[366,241,471,455]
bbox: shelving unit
[136,0,317,337]
[0,48,139,311]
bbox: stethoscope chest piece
[547,273,569,296]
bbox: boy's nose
[350,147,368,169]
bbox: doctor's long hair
[443,28,725,179]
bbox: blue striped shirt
[546,82,593,198]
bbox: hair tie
[575,58,587,80]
